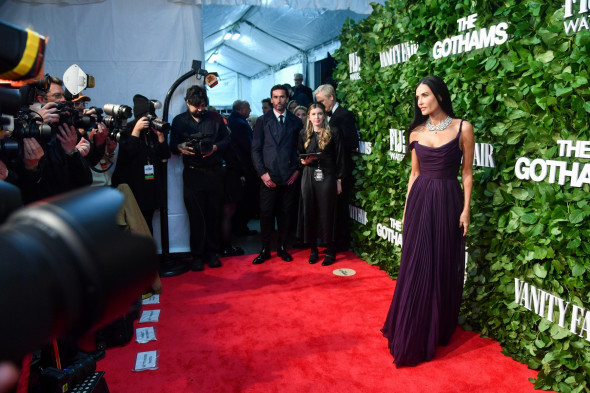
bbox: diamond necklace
[426,116,452,134]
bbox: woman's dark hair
[185,85,209,107]
[407,76,455,134]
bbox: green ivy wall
[334,1,590,391]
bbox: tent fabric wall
[0,0,205,253]
[1,0,376,253]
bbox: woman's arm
[459,121,475,236]
[402,131,420,225]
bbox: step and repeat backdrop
[333,1,590,391]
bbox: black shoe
[221,246,245,257]
[207,255,222,268]
[308,248,319,264]
[277,246,293,262]
[321,254,336,266]
[252,248,271,264]
[191,256,205,271]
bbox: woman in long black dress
[298,103,345,266]
[382,76,475,367]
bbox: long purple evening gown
[381,121,466,368]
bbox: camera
[103,103,132,141]
[0,108,52,162]
[188,132,214,154]
[146,114,170,133]
[0,183,158,362]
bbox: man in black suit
[315,84,359,252]
[292,73,313,107]
[251,84,303,264]
[227,99,258,236]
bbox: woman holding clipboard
[297,103,346,266]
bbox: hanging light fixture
[223,25,240,41]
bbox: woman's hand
[132,116,149,137]
[337,179,342,195]
[23,138,44,169]
[459,209,470,236]
[300,156,315,166]
[56,123,78,154]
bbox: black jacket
[329,105,358,177]
[169,110,230,168]
[111,123,171,211]
[251,110,302,185]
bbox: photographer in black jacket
[29,76,92,200]
[111,94,171,232]
[170,85,230,271]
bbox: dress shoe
[207,255,222,268]
[191,256,205,271]
[321,254,336,266]
[221,245,245,257]
[308,248,319,264]
[277,246,293,262]
[252,249,271,264]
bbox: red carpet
[98,250,546,392]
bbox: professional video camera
[187,132,214,154]
[102,103,132,141]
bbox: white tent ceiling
[201,4,375,78]
[0,0,383,111]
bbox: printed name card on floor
[134,350,159,372]
[142,294,160,305]
[136,326,157,343]
[139,309,160,323]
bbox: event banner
[335,1,590,391]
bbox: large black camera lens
[0,185,157,361]
[103,104,132,119]
[0,138,21,160]
[146,115,170,133]
[11,123,53,141]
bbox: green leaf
[549,324,570,340]
[535,50,554,63]
[533,263,548,278]
[512,188,531,201]
[572,264,586,277]
[569,209,586,224]
[520,213,538,224]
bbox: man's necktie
[279,115,284,126]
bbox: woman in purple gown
[382,76,475,367]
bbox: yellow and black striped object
[0,20,46,82]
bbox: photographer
[0,135,45,203]
[27,76,92,200]
[69,92,109,168]
[111,94,171,233]
[170,85,230,271]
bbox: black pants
[334,176,352,250]
[259,181,298,249]
[183,166,224,258]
